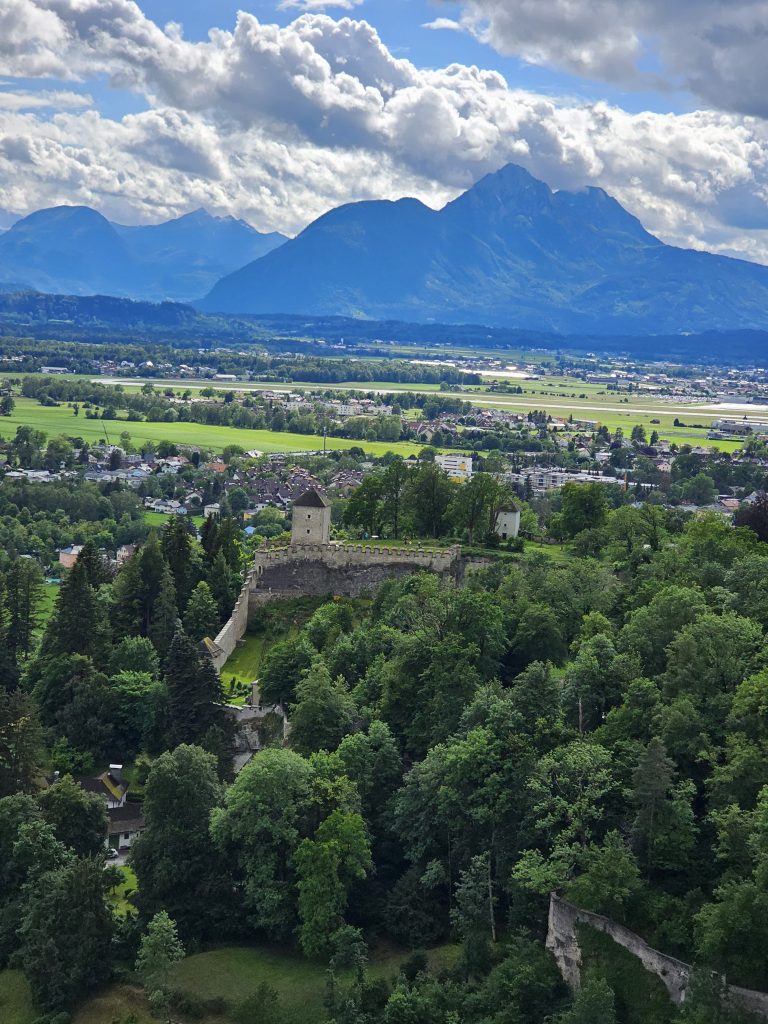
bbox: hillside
[201,163,768,335]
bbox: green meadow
[0,397,424,457]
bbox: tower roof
[293,488,330,509]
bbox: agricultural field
[79,373,746,452]
[0,397,424,457]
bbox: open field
[83,374,744,451]
[0,397,424,457]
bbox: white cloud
[422,18,464,32]
[279,0,364,10]
[2,1,768,265]
[446,0,768,118]
[0,88,91,110]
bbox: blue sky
[2,0,768,264]
[132,0,696,116]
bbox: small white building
[436,453,473,480]
[495,505,521,541]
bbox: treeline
[343,462,525,545]
[0,476,146,564]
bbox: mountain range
[7,166,768,334]
[201,164,768,335]
[0,206,286,302]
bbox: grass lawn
[221,596,337,688]
[1,397,425,458]
[0,971,34,1024]
[171,943,459,1024]
[108,866,138,919]
[143,509,204,530]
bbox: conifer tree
[6,558,42,661]
[110,548,144,639]
[138,532,166,635]
[206,548,238,621]
[200,515,219,557]
[44,560,109,663]
[148,564,178,661]
[161,516,197,612]
[76,540,108,587]
[165,628,224,748]
[183,581,220,642]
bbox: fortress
[210,489,465,672]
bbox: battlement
[251,542,462,579]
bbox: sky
[4,0,768,263]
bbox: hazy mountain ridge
[0,206,286,302]
[201,164,768,335]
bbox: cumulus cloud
[279,0,364,10]
[2,1,768,264]
[446,0,768,119]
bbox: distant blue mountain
[0,205,286,302]
[201,163,768,335]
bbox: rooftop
[293,488,330,509]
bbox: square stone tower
[291,488,331,545]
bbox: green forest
[3,500,768,1023]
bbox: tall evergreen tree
[206,549,239,621]
[148,564,178,661]
[6,557,42,661]
[200,515,219,557]
[110,549,144,639]
[44,560,109,663]
[137,532,167,636]
[183,581,220,642]
[161,516,197,612]
[14,855,114,1012]
[165,628,224,748]
[76,540,109,587]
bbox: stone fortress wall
[211,541,464,673]
[547,893,768,1018]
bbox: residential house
[58,545,84,569]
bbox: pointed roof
[293,488,330,508]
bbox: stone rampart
[211,543,463,673]
[547,893,768,1018]
[248,544,462,608]
[210,568,257,673]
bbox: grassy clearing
[108,866,138,919]
[171,943,459,1024]
[143,509,203,530]
[0,971,34,1024]
[221,596,336,690]
[1,398,424,458]
[221,631,273,688]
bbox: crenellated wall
[546,893,768,1018]
[211,543,464,673]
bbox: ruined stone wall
[211,568,257,673]
[211,543,463,673]
[546,893,768,1018]
[247,543,463,609]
